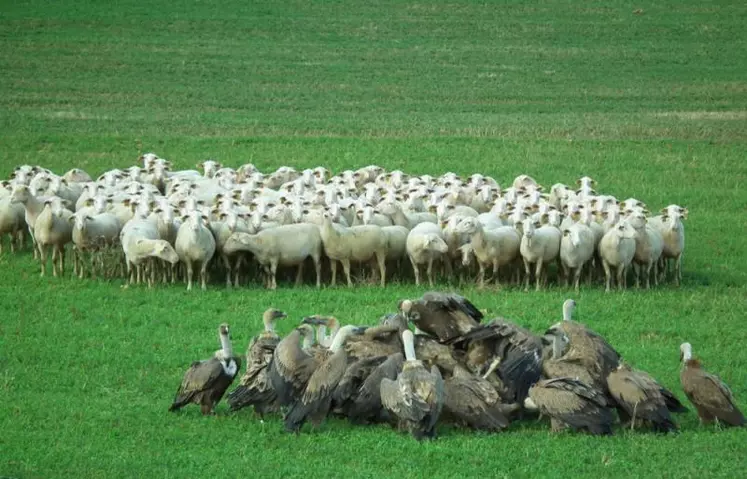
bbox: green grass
[1,0,746,478]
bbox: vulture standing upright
[606,362,678,433]
[544,299,621,385]
[227,308,287,415]
[169,323,242,415]
[283,325,367,434]
[380,329,445,440]
[267,323,321,407]
[679,342,745,427]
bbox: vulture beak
[274,310,288,319]
[301,316,326,326]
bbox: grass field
[1,0,747,477]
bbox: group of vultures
[168,293,744,439]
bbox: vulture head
[263,308,287,330]
[562,299,576,321]
[215,323,233,360]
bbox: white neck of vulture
[562,300,575,321]
[219,332,233,358]
[316,324,327,345]
[329,325,357,352]
[263,314,275,333]
[402,329,417,362]
[681,343,692,362]
[552,335,565,360]
[301,327,315,350]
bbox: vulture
[169,323,242,415]
[542,333,602,390]
[606,362,678,433]
[413,333,461,374]
[442,364,517,432]
[226,308,287,415]
[284,325,367,434]
[526,377,615,436]
[679,342,745,427]
[544,299,621,385]
[380,329,445,441]
[267,323,321,407]
[344,321,405,361]
[448,317,543,403]
[339,352,405,425]
[398,291,483,343]
[304,314,340,347]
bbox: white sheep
[210,211,253,287]
[223,223,323,289]
[0,196,26,253]
[648,205,687,285]
[319,211,388,287]
[455,217,521,288]
[559,222,595,292]
[517,218,561,291]
[175,211,217,291]
[598,220,638,292]
[70,211,121,279]
[10,185,57,259]
[405,222,449,286]
[625,211,664,289]
[121,217,178,286]
[33,200,73,277]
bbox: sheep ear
[563,229,570,236]
[540,214,548,224]
[85,198,94,206]
[571,211,580,221]
[575,179,582,185]
[177,200,186,208]
[201,215,209,223]
[197,162,203,169]
[67,215,75,224]
[123,198,131,207]
[180,215,189,223]
[190,184,198,190]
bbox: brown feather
[680,359,745,426]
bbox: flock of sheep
[169,295,745,439]
[0,153,688,291]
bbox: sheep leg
[522,258,531,292]
[617,265,626,291]
[52,246,60,277]
[341,259,353,287]
[675,254,682,286]
[330,258,337,286]
[573,266,583,293]
[561,263,569,288]
[602,260,612,293]
[643,261,652,289]
[200,261,209,291]
[234,256,243,286]
[186,261,193,291]
[295,261,304,286]
[652,260,659,287]
[633,263,641,289]
[38,244,47,276]
[312,256,321,288]
[492,260,502,288]
[535,260,543,291]
[222,254,233,288]
[267,259,279,290]
[409,255,421,286]
[426,256,435,287]
[478,262,486,289]
[376,251,386,287]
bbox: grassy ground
[1,0,747,478]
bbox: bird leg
[631,402,638,431]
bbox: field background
[1,0,746,478]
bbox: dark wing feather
[348,353,404,423]
[443,370,510,431]
[169,358,223,411]
[422,291,484,323]
[333,355,388,407]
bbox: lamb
[454,217,521,288]
[598,220,638,292]
[70,212,121,279]
[381,225,410,271]
[0,196,26,253]
[121,218,178,287]
[626,211,664,289]
[222,223,323,290]
[559,223,595,292]
[648,205,687,285]
[517,218,561,291]
[405,222,449,286]
[319,211,388,287]
[175,210,217,291]
[33,200,74,277]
